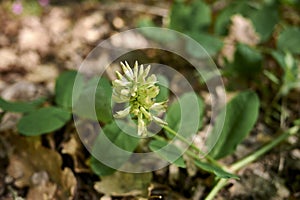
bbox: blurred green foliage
[139,0,300,92]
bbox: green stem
[205,178,228,200]
[205,126,299,200]
[152,133,225,171]
[264,86,282,125]
[162,125,221,167]
[231,126,299,171]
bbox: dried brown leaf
[94,172,152,196]
[6,135,76,199]
[229,15,260,46]
[27,181,57,200]
[56,168,77,200]
[43,7,71,45]
[61,133,89,173]
[25,64,59,84]
[7,136,62,187]
[219,14,260,64]
[18,17,50,54]
[0,49,18,71]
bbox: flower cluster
[112,61,167,136]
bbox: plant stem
[205,178,228,200]
[162,125,221,167]
[230,126,299,171]
[205,125,299,200]
[264,86,282,125]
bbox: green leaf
[17,107,71,136]
[73,77,113,123]
[138,19,177,43]
[282,53,299,95]
[229,43,262,76]
[149,139,186,168]
[263,70,280,85]
[169,0,211,32]
[90,156,116,177]
[249,4,279,42]
[214,1,253,35]
[156,75,169,102]
[0,97,45,113]
[23,0,42,16]
[55,70,84,110]
[95,78,113,123]
[91,121,140,176]
[169,0,191,32]
[271,50,286,69]
[194,160,239,179]
[165,92,204,138]
[277,27,300,54]
[271,51,300,95]
[206,91,260,159]
[186,32,223,58]
[281,0,300,6]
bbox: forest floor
[0,1,300,200]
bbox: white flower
[112,61,167,136]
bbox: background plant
[0,0,300,199]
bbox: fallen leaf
[43,7,71,45]
[7,136,62,187]
[61,133,90,173]
[0,113,22,131]
[6,135,77,199]
[0,34,10,46]
[25,64,59,84]
[219,14,260,64]
[55,39,84,70]
[110,31,148,49]
[27,183,57,200]
[72,12,109,44]
[229,15,260,46]
[18,51,40,71]
[0,49,18,71]
[94,171,152,197]
[18,16,50,54]
[1,81,46,101]
[56,168,77,200]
